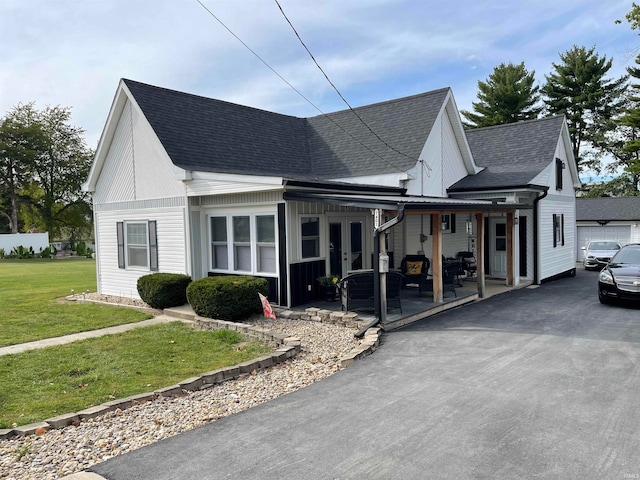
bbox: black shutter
[117,222,125,269]
[451,214,456,233]
[552,214,557,248]
[149,220,158,271]
[429,214,433,235]
[561,214,565,246]
[556,158,563,190]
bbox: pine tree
[542,45,627,173]
[461,62,542,129]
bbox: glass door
[328,216,366,278]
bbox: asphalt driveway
[91,268,640,479]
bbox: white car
[582,241,622,270]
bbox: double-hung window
[209,211,276,275]
[116,220,158,271]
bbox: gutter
[372,204,406,327]
[533,188,549,284]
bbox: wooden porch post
[506,211,515,287]
[431,213,443,303]
[475,212,486,298]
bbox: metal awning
[283,191,532,212]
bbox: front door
[329,216,366,278]
[490,217,507,277]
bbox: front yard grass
[0,258,151,347]
[0,322,271,428]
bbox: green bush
[75,241,87,256]
[187,275,268,321]
[0,248,5,259]
[136,273,192,309]
[39,246,53,259]
[11,245,35,259]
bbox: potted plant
[317,274,340,301]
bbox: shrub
[0,248,5,259]
[136,273,192,309]
[11,245,35,259]
[75,241,87,257]
[187,275,268,321]
[39,246,53,259]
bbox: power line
[194,0,407,172]
[273,0,420,163]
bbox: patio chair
[419,263,457,298]
[400,254,430,287]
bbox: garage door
[577,225,631,260]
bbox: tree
[461,62,542,129]
[0,103,93,239]
[0,104,47,233]
[542,45,628,173]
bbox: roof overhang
[283,191,530,212]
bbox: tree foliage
[0,103,93,239]
[461,62,542,129]
[0,104,47,233]
[542,45,628,173]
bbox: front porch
[293,278,526,331]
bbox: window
[301,216,320,258]
[553,214,565,247]
[431,214,456,234]
[209,212,277,275]
[210,217,228,269]
[117,221,158,270]
[555,158,564,190]
[256,215,276,273]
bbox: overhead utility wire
[274,0,420,164]
[194,0,405,173]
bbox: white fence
[0,233,50,253]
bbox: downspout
[533,189,548,284]
[370,204,406,330]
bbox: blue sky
[0,0,637,152]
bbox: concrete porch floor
[294,277,532,331]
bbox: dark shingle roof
[448,116,565,191]
[576,197,640,221]
[122,79,449,180]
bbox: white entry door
[490,218,507,277]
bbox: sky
[1,0,638,156]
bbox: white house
[83,79,580,312]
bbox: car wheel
[598,290,611,305]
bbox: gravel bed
[0,299,360,480]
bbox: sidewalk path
[0,316,182,356]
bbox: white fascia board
[84,80,129,192]
[329,172,409,188]
[188,171,284,185]
[440,90,483,174]
[561,122,581,189]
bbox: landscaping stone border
[0,303,382,440]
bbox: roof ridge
[466,114,564,133]
[122,78,303,120]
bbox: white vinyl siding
[94,98,184,204]
[538,194,576,281]
[95,206,187,298]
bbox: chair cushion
[405,261,423,275]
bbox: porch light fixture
[465,220,473,235]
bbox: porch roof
[282,191,531,212]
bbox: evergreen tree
[542,45,627,173]
[461,62,542,129]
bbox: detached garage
[576,197,640,261]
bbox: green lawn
[0,258,151,347]
[0,323,271,428]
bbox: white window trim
[207,207,278,277]
[125,221,150,271]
